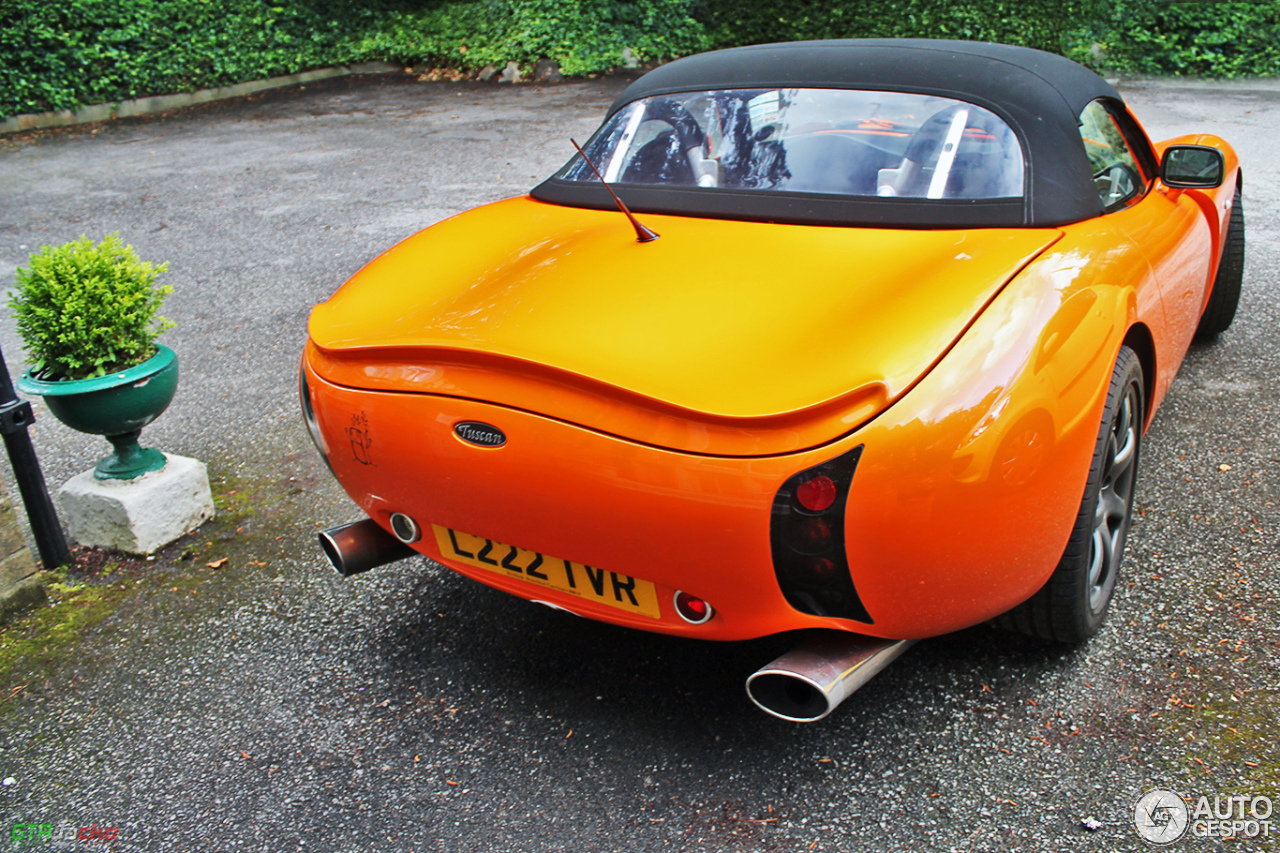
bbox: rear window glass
[558,88,1025,201]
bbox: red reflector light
[795,475,837,512]
[805,556,839,584]
[674,591,713,625]
[787,517,833,554]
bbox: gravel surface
[0,71,1276,852]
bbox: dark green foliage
[350,0,707,76]
[1100,1,1280,77]
[10,235,174,380]
[0,1,395,117]
[0,0,706,118]
[1,1,1278,120]
[695,0,1109,58]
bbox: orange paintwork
[310,199,1059,455]
[303,131,1239,641]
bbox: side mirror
[1160,145,1224,188]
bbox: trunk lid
[309,197,1059,455]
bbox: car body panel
[302,40,1240,644]
[1134,134,1240,407]
[309,198,1060,454]
[300,181,1217,640]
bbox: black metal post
[0,347,71,569]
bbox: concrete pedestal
[59,454,215,554]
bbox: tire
[1195,184,1244,340]
[999,346,1144,643]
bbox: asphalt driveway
[0,71,1276,852]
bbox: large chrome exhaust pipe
[746,632,916,722]
[318,518,418,576]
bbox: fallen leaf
[1219,463,1232,472]
[241,750,251,759]
[207,558,229,569]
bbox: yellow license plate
[432,525,661,619]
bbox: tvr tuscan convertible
[302,40,1243,721]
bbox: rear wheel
[1195,184,1244,340]
[1000,346,1143,643]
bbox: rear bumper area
[305,361,853,640]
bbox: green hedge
[1100,1,1280,77]
[696,0,1107,58]
[348,0,706,77]
[0,0,382,117]
[2,0,1279,121]
[0,0,707,118]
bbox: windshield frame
[534,83,1035,230]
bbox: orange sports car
[301,40,1242,721]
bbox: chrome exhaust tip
[746,632,916,722]
[318,518,418,576]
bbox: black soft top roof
[533,39,1147,229]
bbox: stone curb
[0,62,400,136]
[0,574,47,626]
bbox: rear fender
[841,232,1151,637]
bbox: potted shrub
[11,234,178,480]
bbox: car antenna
[570,139,659,243]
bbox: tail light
[795,475,837,511]
[769,445,871,622]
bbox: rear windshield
[557,88,1025,201]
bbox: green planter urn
[17,345,179,480]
